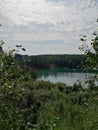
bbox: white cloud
[0,0,98,54]
[0,0,66,25]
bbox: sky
[0,0,98,55]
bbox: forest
[15,54,86,70]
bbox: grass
[21,80,98,130]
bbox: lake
[37,69,95,86]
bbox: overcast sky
[0,0,98,55]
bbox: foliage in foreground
[0,42,36,129]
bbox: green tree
[0,42,26,129]
[80,19,98,89]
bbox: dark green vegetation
[0,42,98,130]
[15,54,86,70]
[0,21,98,130]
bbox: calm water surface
[37,69,94,86]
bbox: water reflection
[37,71,94,86]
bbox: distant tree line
[15,54,86,70]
